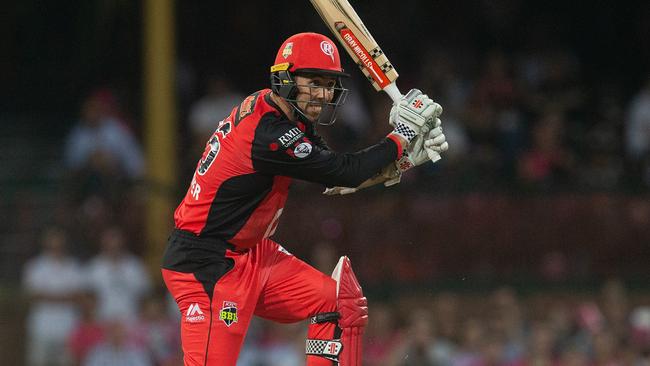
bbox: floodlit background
[2,1,650,365]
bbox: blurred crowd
[22,224,179,366]
[25,229,650,366]
[51,35,650,200]
[362,283,650,366]
[240,281,650,366]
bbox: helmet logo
[282,42,293,59]
[320,41,335,62]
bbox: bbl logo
[219,301,238,327]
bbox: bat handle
[383,82,402,104]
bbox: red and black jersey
[174,89,399,249]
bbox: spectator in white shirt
[188,75,243,143]
[64,89,145,180]
[85,226,151,322]
[23,226,85,366]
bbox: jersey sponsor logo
[320,41,335,62]
[293,142,312,158]
[198,120,232,175]
[185,303,206,323]
[277,127,304,147]
[219,301,238,327]
[282,42,293,59]
[198,135,221,175]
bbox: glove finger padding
[427,141,449,153]
[426,149,441,162]
[425,133,448,152]
[427,133,446,146]
[422,126,447,162]
[427,127,443,138]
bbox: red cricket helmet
[270,33,350,125]
[272,32,349,77]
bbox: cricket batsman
[161,32,448,366]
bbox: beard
[305,104,323,120]
[293,89,337,125]
[296,96,326,121]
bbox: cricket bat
[309,0,403,103]
[310,0,441,162]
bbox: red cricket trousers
[162,233,338,366]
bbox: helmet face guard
[270,69,349,125]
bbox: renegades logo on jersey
[293,142,312,158]
[219,301,238,327]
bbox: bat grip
[383,82,402,104]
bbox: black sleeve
[306,123,330,150]
[251,114,398,187]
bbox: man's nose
[315,86,333,101]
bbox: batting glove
[388,89,442,146]
[394,118,447,168]
[383,119,448,187]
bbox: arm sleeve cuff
[386,133,404,160]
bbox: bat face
[309,0,399,93]
[335,22,395,90]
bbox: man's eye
[307,80,336,89]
